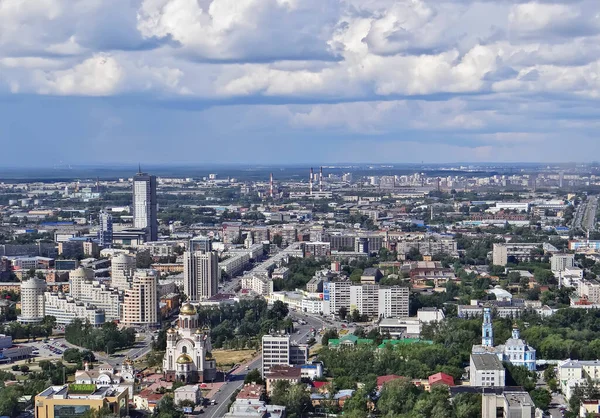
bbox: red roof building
[377,374,404,389]
[428,372,455,387]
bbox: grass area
[211,349,255,367]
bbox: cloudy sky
[2,0,600,165]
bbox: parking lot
[19,338,69,360]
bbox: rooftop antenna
[138,163,142,174]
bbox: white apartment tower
[132,170,158,242]
[111,253,136,290]
[184,251,219,302]
[122,269,159,326]
[18,277,47,323]
[378,286,410,318]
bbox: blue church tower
[482,307,494,347]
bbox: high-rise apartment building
[98,211,113,248]
[133,170,158,241]
[189,236,212,253]
[323,280,351,317]
[183,251,219,302]
[377,286,410,318]
[18,277,46,323]
[122,269,159,326]
[261,334,308,376]
[69,267,122,321]
[111,253,136,290]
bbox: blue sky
[2,0,600,165]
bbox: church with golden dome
[162,302,217,383]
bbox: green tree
[0,385,23,417]
[244,369,264,385]
[270,381,312,418]
[530,388,552,411]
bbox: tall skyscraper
[122,269,159,326]
[98,211,113,248]
[133,169,158,241]
[183,251,219,302]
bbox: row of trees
[0,316,55,340]
[65,320,136,354]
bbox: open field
[211,349,255,367]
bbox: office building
[111,253,136,290]
[98,211,113,248]
[469,354,506,387]
[183,251,219,302]
[551,253,575,272]
[162,303,217,383]
[121,269,159,326]
[34,385,128,418]
[261,334,308,376]
[18,277,46,323]
[133,170,158,241]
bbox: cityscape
[0,163,600,418]
[3,0,600,418]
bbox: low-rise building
[265,365,302,395]
[482,390,540,418]
[469,354,505,387]
[34,384,129,418]
[174,384,202,406]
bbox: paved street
[202,356,263,418]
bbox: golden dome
[167,328,177,334]
[180,303,197,315]
[195,329,203,334]
[176,354,193,364]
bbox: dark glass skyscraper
[132,169,158,241]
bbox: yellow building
[35,384,128,418]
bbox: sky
[2,0,600,166]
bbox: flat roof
[471,353,504,371]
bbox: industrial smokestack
[269,173,274,198]
[309,168,314,195]
[319,167,323,192]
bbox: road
[583,196,598,232]
[203,356,263,418]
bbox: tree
[321,329,338,346]
[270,381,312,418]
[152,395,183,418]
[136,250,153,269]
[244,369,264,385]
[272,235,283,248]
[530,388,552,411]
[350,309,361,323]
[268,301,289,320]
[338,306,348,320]
[0,385,23,417]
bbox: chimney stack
[269,173,274,198]
[309,168,314,195]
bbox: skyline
[2,0,600,164]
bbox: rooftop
[471,353,504,371]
